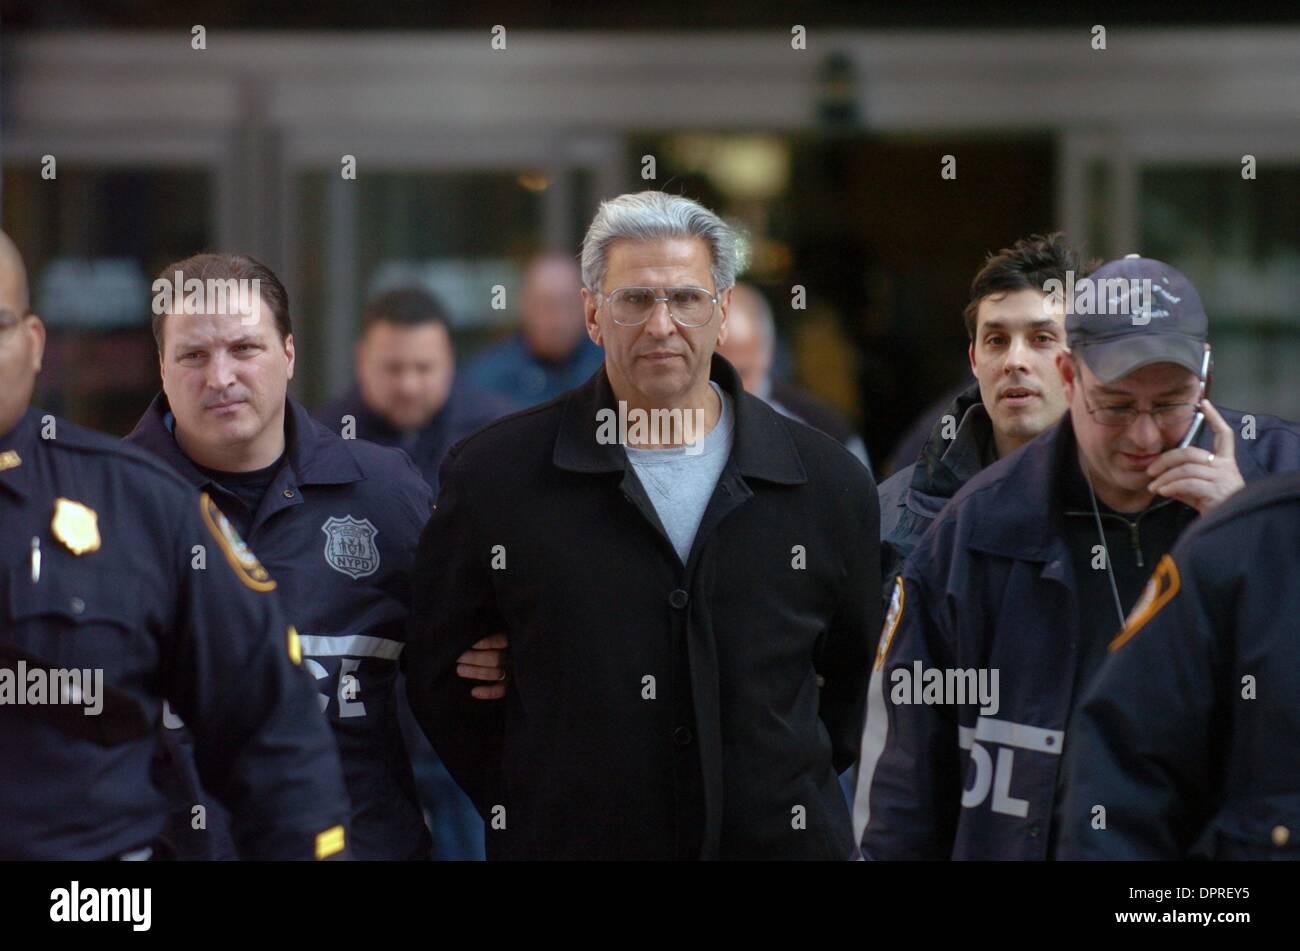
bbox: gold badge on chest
[52,497,101,555]
[0,450,20,472]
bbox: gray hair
[580,191,745,295]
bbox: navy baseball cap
[1065,255,1208,383]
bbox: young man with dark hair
[877,233,1090,595]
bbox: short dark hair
[152,252,291,351]
[962,233,1095,340]
[361,287,451,336]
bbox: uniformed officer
[0,230,352,860]
[1059,469,1300,860]
[124,252,446,859]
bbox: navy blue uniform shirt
[0,407,350,860]
[126,394,433,860]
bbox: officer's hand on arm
[457,632,510,700]
[1146,399,1244,515]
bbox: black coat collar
[551,353,807,486]
[909,382,990,504]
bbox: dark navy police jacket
[1060,470,1300,860]
[1,407,350,860]
[127,394,433,860]
[854,406,1300,860]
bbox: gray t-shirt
[625,382,735,564]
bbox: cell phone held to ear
[1177,348,1213,450]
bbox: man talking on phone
[853,255,1300,860]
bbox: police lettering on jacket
[854,406,1300,861]
[126,394,433,860]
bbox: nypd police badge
[321,515,380,579]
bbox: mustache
[202,391,250,409]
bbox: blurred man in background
[320,287,517,495]
[718,282,872,474]
[319,286,515,860]
[467,251,604,406]
[877,234,1085,597]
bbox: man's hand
[456,633,510,700]
[1147,399,1244,515]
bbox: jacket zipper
[1064,497,1179,569]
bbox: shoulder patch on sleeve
[315,825,346,860]
[199,492,277,592]
[1109,553,1180,652]
[875,576,905,670]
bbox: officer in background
[125,252,437,860]
[319,285,515,860]
[0,230,351,860]
[1060,469,1300,860]
[319,287,517,497]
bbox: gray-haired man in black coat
[405,191,880,860]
